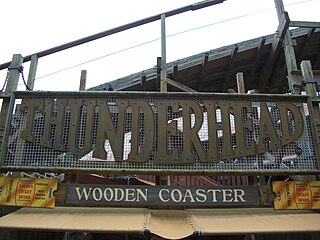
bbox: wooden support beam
[160,14,167,92]
[27,54,38,91]
[172,65,178,80]
[79,70,87,91]
[274,0,298,93]
[198,52,209,91]
[248,37,266,86]
[300,61,320,176]
[140,73,147,90]
[301,61,318,97]
[296,28,315,66]
[289,21,320,28]
[236,72,245,94]
[258,11,289,92]
[0,54,23,163]
[291,69,320,87]
[222,45,238,91]
[166,77,198,92]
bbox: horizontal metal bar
[0,0,225,70]
[1,166,319,177]
[289,21,320,28]
[13,90,309,101]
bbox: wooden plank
[79,70,87,91]
[197,52,209,91]
[27,54,38,91]
[0,54,23,149]
[160,14,167,93]
[247,37,266,85]
[236,72,245,93]
[297,28,315,65]
[140,74,147,90]
[289,21,320,28]
[166,77,198,92]
[222,45,238,91]
[301,61,317,97]
[258,11,289,92]
[172,65,178,80]
[274,0,298,93]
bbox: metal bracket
[8,64,23,73]
[300,77,320,93]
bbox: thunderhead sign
[2,92,317,174]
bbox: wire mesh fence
[1,91,318,175]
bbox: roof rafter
[222,45,239,91]
[197,52,209,91]
[258,11,290,92]
[247,37,266,86]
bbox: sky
[0,0,319,91]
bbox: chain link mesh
[2,92,318,175]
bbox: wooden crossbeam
[166,77,198,92]
[222,45,238,91]
[247,37,266,85]
[197,52,209,91]
[258,12,290,92]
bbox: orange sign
[273,181,320,209]
[0,177,57,208]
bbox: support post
[0,54,23,148]
[300,60,318,180]
[160,14,167,92]
[236,72,245,93]
[274,0,299,94]
[79,70,87,91]
[27,54,38,91]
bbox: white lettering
[92,188,103,201]
[234,189,246,202]
[183,189,195,202]
[136,189,148,202]
[125,189,136,202]
[171,189,182,202]
[195,189,207,202]
[75,187,92,200]
[159,189,170,202]
[103,188,114,201]
[222,189,233,202]
[114,188,124,201]
[207,189,221,202]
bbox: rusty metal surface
[1,91,318,175]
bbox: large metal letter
[128,100,154,162]
[93,99,127,160]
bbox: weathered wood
[248,37,266,85]
[222,45,238,91]
[301,61,317,97]
[258,11,289,92]
[300,61,320,177]
[79,70,87,91]
[160,14,167,92]
[198,52,209,91]
[236,72,245,93]
[166,77,197,92]
[274,0,298,93]
[27,54,38,90]
[291,69,320,87]
[0,54,23,149]
[289,21,320,28]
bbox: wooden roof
[89,27,320,94]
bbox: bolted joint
[8,64,23,73]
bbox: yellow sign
[273,181,320,209]
[0,177,57,208]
